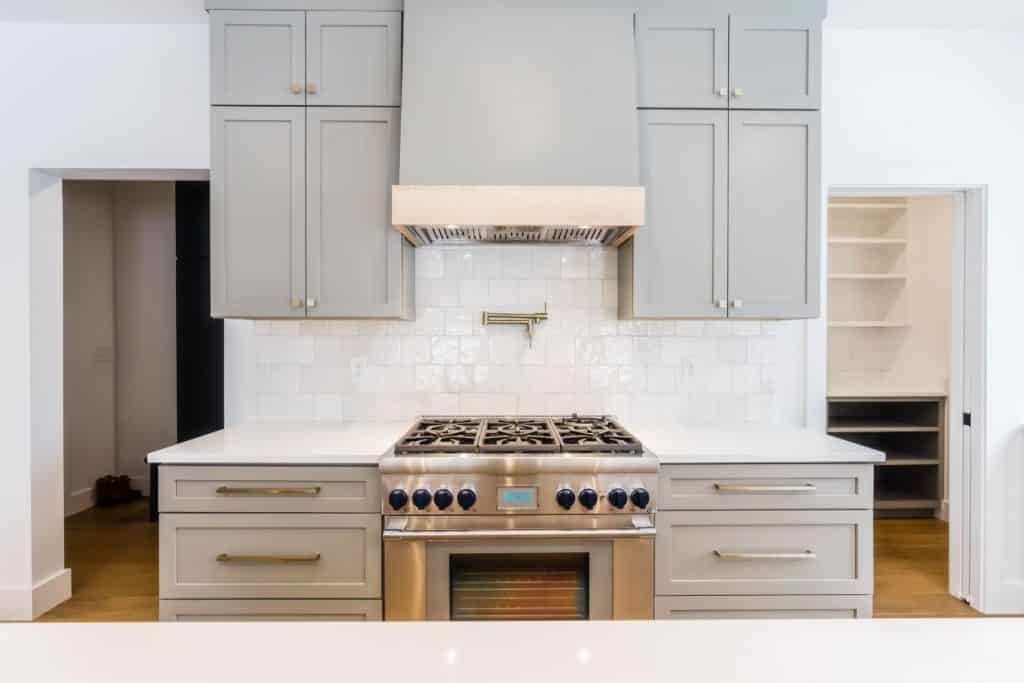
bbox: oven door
[383,515,654,621]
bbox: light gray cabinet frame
[211,107,306,319]
[210,11,306,106]
[728,15,822,110]
[306,11,402,106]
[636,12,729,109]
[623,109,728,318]
[727,109,820,319]
[307,107,411,318]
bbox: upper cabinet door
[728,110,821,319]
[306,108,407,319]
[211,108,306,319]
[307,12,403,107]
[210,11,306,106]
[634,110,728,318]
[728,16,822,109]
[636,12,729,109]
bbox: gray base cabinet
[655,463,875,620]
[158,465,382,621]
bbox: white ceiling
[2,0,1024,30]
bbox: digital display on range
[497,487,538,510]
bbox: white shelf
[829,321,910,329]
[829,202,908,210]
[829,273,909,281]
[828,237,908,246]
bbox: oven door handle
[383,527,655,541]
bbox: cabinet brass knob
[716,299,728,309]
[290,298,304,309]
[306,82,318,95]
[291,82,303,95]
[731,299,744,309]
[306,298,318,309]
[732,87,745,97]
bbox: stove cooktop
[394,415,643,456]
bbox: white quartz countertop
[3,620,1018,683]
[632,426,885,464]
[146,422,409,465]
[148,422,884,466]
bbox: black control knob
[555,488,576,510]
[411,488,432,510]
[607,488,628,509]
[578,488,599,510]
[630,488,651,510]
[457,488,477,510]
[388,489,409,510]
[434,488,454,510]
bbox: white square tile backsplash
[224,246,807,427]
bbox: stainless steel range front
[380,415,657,621]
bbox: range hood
[393,1,644,246]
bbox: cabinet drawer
[656,510,872,595]
[160,599,382,622]
[160,514,381,599]
[659,464,872,510]
[656,595,871,620]
[159,466,380,513]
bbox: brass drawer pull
[714,549,817,560]
[713,483,817,494]
[216,553,321,564]
[215,486,322,496]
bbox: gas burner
[480,418,559,453]
[395,417,484,454]
[551,415,643,454]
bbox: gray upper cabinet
[307,12,402,107]
[728,16,822,110]
[210,11,306,106]
[211,107,306,318]
[728,110,820,319]
[636,12,822,111]
[635,12,728,109]
[307,108,411,318]
[626,110,727,318]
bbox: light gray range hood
[392,0,644,246]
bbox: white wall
[822,26,1024,613]
[62,182,116,516]
[224,247,808,427]
[0,21,207,619]
[113,182,178,483]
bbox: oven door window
[449,553,589,621]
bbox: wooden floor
[40,502,981,621]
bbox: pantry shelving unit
[826,195,955,518]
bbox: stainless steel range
[380,415,657,621]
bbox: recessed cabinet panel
[211,108,306,319]
[636,13,728,109]
[633,110,727,318]
[210,11,306,106]
[728,110,820,319]
[729,16,822,109]
[307,11,402,106]
[307,108,409,318]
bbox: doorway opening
[45,179,221,621]
[825,187,985,617]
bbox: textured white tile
[416,365,445,393]
[300,365,350,394]
[519,279,546,305]
[259,365,301,394]
[603,337,633,365]
[253,320,274,336]
[459,279,491,306]
[259,336,314,364]
[489,335,523,365]
[460,393,517,414]
[445,308,474,336]
[313,394,344,422]
[368,336,401,365]
[732,365,761,394]
[415,307,446,336]
[330,320,360,336]
[300,320,330,336]
[633,337,662,365]
[500,247,534,279]
[444,248,476,279]
[646,365,678,394]
[748,337,776,364]
[459,337,488,365]
[648,320,675,336]
[400,337,431,366]
[589,366,617,391]
[730,321,761,337]
[472,247,502,279]
[431,337,459,365]
[573,280,603,308]
[618,319,648,336]
[575,338,602,366]
[422,279,459,307]
[589,248,617,280]
[312,337,346,368]
[545,279,575,305]
[602,280,618,308]
[418,249,445,279]
[488,280,520,305]
[445,365,471,392]
[715,338,748,364]
[271,320,301,336]
[675,321,705,337]
[532,247,563,279]
[560,249,589,279]
[425,393,460,414]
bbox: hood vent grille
[399,224,635,247]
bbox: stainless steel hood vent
[394,2,643,247]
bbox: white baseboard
[65,486,95,517]
[0,569,72,621]
[939,499,949,522]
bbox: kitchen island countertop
[3,619,1016,683]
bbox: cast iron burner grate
[551,415,644,454]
